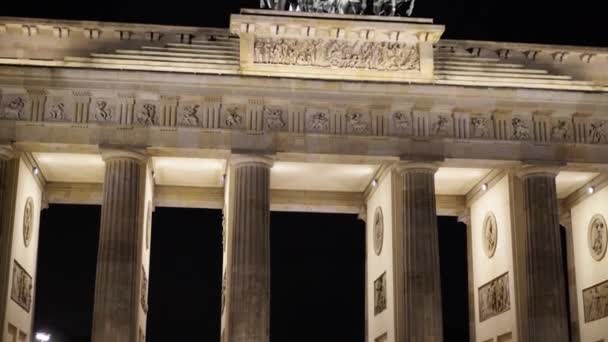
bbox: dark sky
[34,205,468,342]
[2,0,607,47]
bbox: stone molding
[2,92,607,147]
[516,164,562,179]
[229,154,274,168]
[393,161,439,174]
[100,148,148,164]
[0,145,13,160]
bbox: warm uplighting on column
[35,332,51,342]
[371,179,378,188]
[481,183,488,191]
[588,186,595,194]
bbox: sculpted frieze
[178,103,201,127]
[11,260,33,313]
[264,106,286,131]
[254,38,420,71]
[306,109,331,133]
[479,272,511,322]
[551,118,573,142]
[432,114,451,137]
[1,95,28,120]
[90,99,117,123]
[511,117,531,140]
[345,111,370,134]
[583,279,608,323]
[135,102,159,126]
[221,104,245,129]
[588,120,608,144]
[470,116,491,139]
[391,110,412,135]
[45,97,72,122]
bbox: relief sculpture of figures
[588,121,608,144]
[264,107,286,130]
[346,112,369,133]
[479,272,511,322]
[254,38,420,71]
[10,261,33,313]
[583,280,608,323]
[308,111,330,132]
[511,117,531,140]
[551,119,571,141]
[2,97,26,120]
[471,116,489,138]
[137,104,157,126]
[95,100,113,122]
[588,214,607,261]
[260,0,417,16]
[180,104,200,126]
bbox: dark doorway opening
[270,212,365,342]
[147,207,223,342]
[437,216,470,341]
[34,204,101,342]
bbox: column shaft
[226,158,271,342]
[521,172,569,341]
[92,155,145,342]
[0,148,17,334]
[395,164,443,342]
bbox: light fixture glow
[371,179,378,188]
[588,186,595,194]
[33,166,40,176]
[481,183,488,191]
[220,174,226,186]
[35,332,51,342]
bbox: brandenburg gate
[0,6,607,342]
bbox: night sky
[9,0,603,340]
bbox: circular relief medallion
[373,207,384,256]
[482,212,498,258]
[23,197,34,247]
[588,214,607,261]
[146,201,152,250]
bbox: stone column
[225,155,272,342]
[458,209,476,342]
[0,145,16,335]
[393,163,443,342]
[518,166,569,342]
[92,149,147,342]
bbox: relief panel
[479,272,511,322]
[10,260,33,313]
[583,279,608,323]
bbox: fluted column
[393,163,443,342]
[225,155,272,342]
[518,166,569,342]
[0,146,16,334]
[92,149,147,342]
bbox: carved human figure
[23,198,33,247]
[393,111,411,130]
[432,115,449,136]
[309,112,330,131]
[346,112,369,133]
[48,102,66,121]
[471,117,489,138]
[592,219,605,256]
[264,107,286,130]
[137,104,157,125]
[181,104,200,126]
[95,100,113,122]
[2,97,25,119]
[224,107,243,128]
[588,121,608,144]
[551,120,571,141]
[512,117,531,140]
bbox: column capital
[393,161,439,174]
[517,164,562,179]
[0,145,14,161]
[230,154,274,168]
[100,147,148,164]
[458,208,471,226]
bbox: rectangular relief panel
[478,272,511,322]
[582,279,608,323]
[231,10,444,83]
[374,271,387,316]
[10,260,32,313]
[497,332,512,342]
[375,332,388,342]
